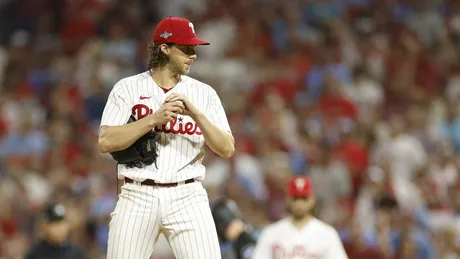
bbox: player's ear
[160,44,171,56]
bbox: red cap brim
[174,37,210,46]
[288,191,312,197]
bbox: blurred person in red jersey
[333,119,370,197]
[386,27,439,97]
[318,74,358,120]
[252,176,348,259]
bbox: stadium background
[1,0,460,258]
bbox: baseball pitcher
[98,16,234,259]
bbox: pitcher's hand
[165,93,201,118]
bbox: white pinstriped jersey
[100,71,231,183]
[252,218,348,259]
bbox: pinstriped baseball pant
[107,181,221,259]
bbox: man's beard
[168,59,188,75]
[291,209,310,220]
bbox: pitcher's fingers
[170,106,185,114]
[166,101,184,110]
[166,111,177,120]
[165,93,180,102]
[166,101,185,110]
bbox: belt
[124,177,195,187]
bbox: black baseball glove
[109,116,159,168]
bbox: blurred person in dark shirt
[24,203,87,259]
[361,195,400,257]
[343,219,391,259]
[366,196,435,259]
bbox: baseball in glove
[109,116,159,168]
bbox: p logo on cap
[295,178,306,191]
[288,176,313,197]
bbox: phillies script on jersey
[272,244,322,259]
[131,104,202,135]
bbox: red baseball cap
[153,17,210,46]
[287,176,314,197]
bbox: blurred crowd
[1,0,460,258]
